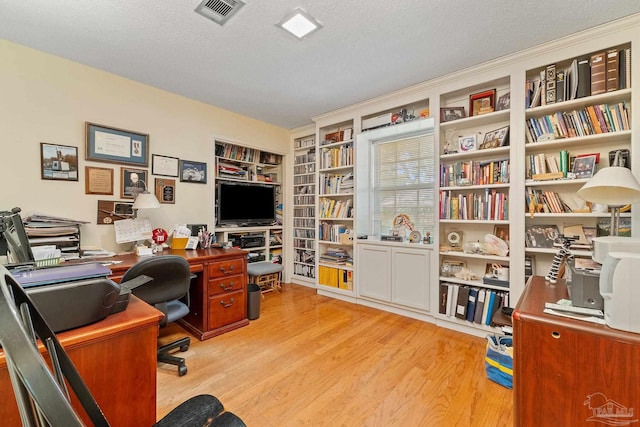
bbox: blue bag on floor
[485,334,513,389]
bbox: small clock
[446,230,463,247]
[409,230,422,243]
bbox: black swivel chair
[0,265,247,427]
[121,255,193,376]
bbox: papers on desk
[543,308,606,325]
[81,247,116,258]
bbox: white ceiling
[1,1,639,129]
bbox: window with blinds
[371,131,436,236]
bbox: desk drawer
[208,259,244,279]
[208,290,245,330]
[208,275,244,297]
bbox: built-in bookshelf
[437,76,513,332]
[523,42,632,277]
[292,134,317,282]
[316,120,355,298]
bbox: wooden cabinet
[357,241,431,313]
[513,276,640,426]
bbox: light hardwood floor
[156,283,513,426]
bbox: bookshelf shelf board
[319,165,354,173]
[440,183,510,191]
[434,313,499,331]
[318,240,353,246]
[439,109,510,129]
[524,130,631,154]
[439,251,510,262]
[319,192,354,197]
[440,146,510,162]
[440,276,509,291]
[318,217,354,221]
[525,178,589,187]
[523,212,630,218]
[525,88,631,115]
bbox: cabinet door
[391,247,430,311]
[357,244,391,301]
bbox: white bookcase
[292,134,317,283]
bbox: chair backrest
[121,255,191,306]
[0,265,110,427]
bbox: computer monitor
[1,208,35,266]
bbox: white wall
[0,39,290,252]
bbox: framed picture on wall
[155,178,176,204]
[85,122,149,167]
[121,167,148,199]
[40,143,79,181]
[179,160,207,183]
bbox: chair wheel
[178,365,187,376]
[180,344,189,352]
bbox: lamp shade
[133,192,161,209]
[577,166,640,206]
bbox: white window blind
[371,132,436,235]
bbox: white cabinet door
[357,244,391,301]
[391,247,430,311]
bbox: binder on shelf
[606,49,619,92]
[474,290,486,324]
[466,288,479,322]
[576,56,591,98]
[545,64,556,104]
[455,286,470,320]
[590,51,606,95]
[555,70,565,103]
[439,283,448,315]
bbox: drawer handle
[219,265,235,274]
[220,298,235,308]
[219,281,235,291]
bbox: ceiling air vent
[195,0,245,26]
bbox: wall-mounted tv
[217,181,276,227]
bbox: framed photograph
[496,92,511,111]
[572,155,597,179]
[458,135,477,153]
[120,167,148,199]
[85,166,114,195]
[440,107,466,122]
[583,226,597,245]
[469,89,496,116]
[40,143,79,181]
[441,260,466,277]
[525,224,560,248]
[493,225,510,243]
[481,125,510,149]
[97,200,134,225]
[179,160,207,183]
[152,154,180,177]
[85,122,149,167]
[155,178,176,204]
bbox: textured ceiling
[0,1,639,129]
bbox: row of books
[439,283,509,327]
[440,159,510,187]
[217,162,248,179]
[318,265,353,290]
[320,173,354,194]
[525,46,630,108]
[294,161,315,175]
[293,262,315,278]
[320,144,354,169]
[526,188,571,214]
[293,218,315,228]
[318,197,352,219]
[525,102,630,144]
[294,175,315,186]
[318,223,351,243]
[215,143,260,163]
[293,249,315,264]
[526,151,570,177]
[294,136,315,150]
[293,236,315,248]
[439,189,509,221]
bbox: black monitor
[1,208,35,266]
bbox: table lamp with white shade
[577,152,640,236]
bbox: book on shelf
[576,56,591,98]
[441,283,509,326]
[590,51,606,95]
[606,48,619,92]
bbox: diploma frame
[85,166,114,195]
[151,154,180,177]
[85,122,149,167]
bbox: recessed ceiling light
[276,8,322,39]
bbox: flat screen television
[217,182,276,227]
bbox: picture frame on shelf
[525,224,560,248]
[493,224,510,243]
[496,92,510,111]
[440,107,466,122]
[40,143,79,181]
[458,134,477,153]
[469,89,496,116]
[572,155,597,179]
[481,125,510,149]
[179,160,207,183]
[441,260,466,277]
[151,154,179,177]
[85,122,149,167]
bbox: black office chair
[121,255,193,376]
[0,265,247,427]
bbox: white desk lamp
[577,152,640,236]
[132,182,160,218]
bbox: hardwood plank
[156,284,513,426]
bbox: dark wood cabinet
[513,276,640,426]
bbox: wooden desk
[0,296,162,427]
[108,248,249,341]
[513,276,640,426]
